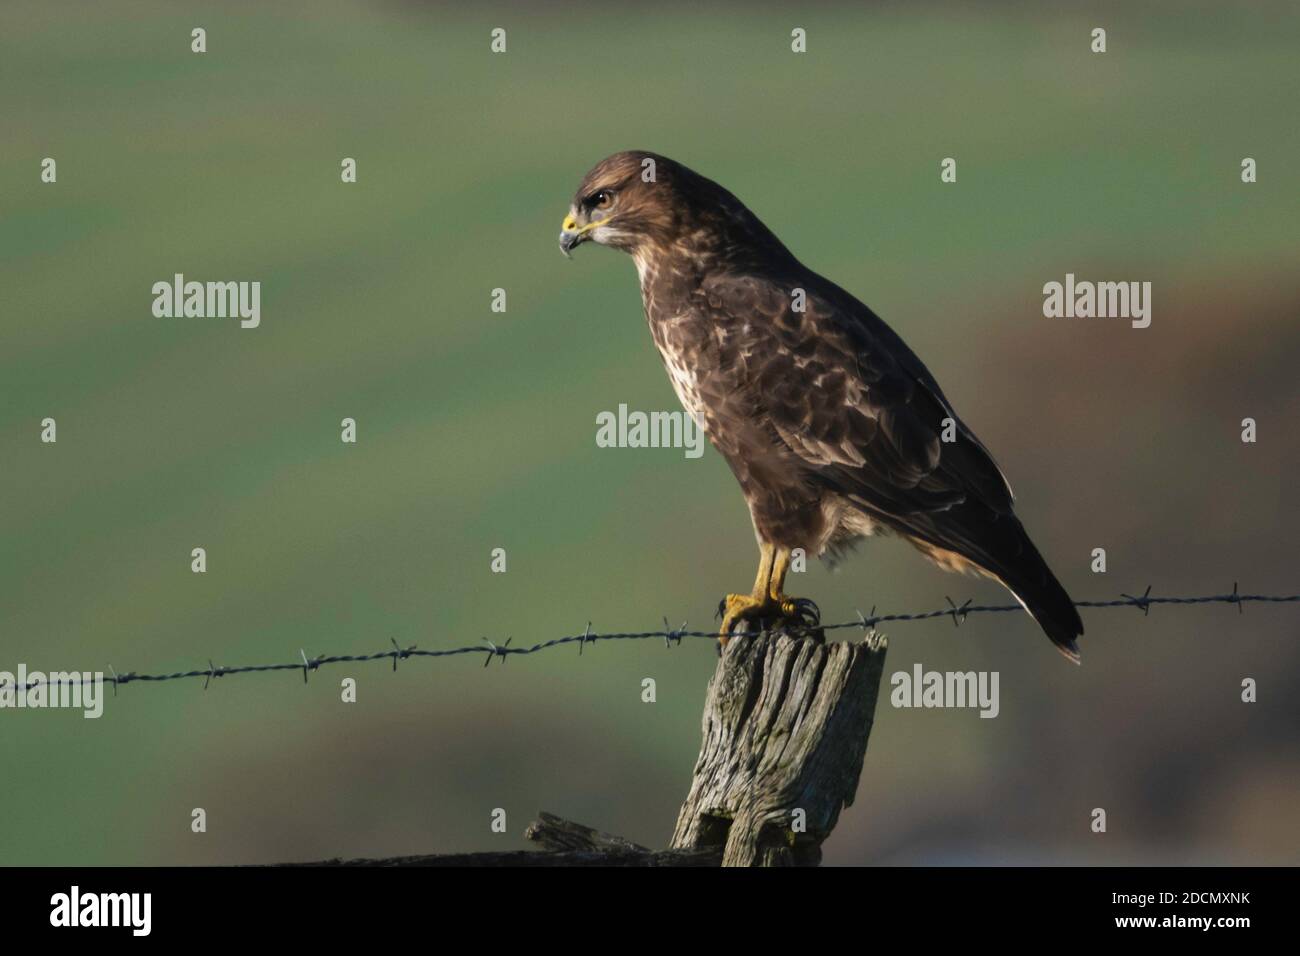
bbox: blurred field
[1,0,1298,865]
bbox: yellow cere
[561,214,611,235]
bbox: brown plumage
[559,151,1083,662]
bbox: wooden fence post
[670,630,888,866]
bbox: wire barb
[854,605,880,644]
[389,638,416,672]
[944,596,973,628]
[481,636,512,668]
[1121,585,1154,616]
[663,617,687,648]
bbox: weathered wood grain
[670,630,888,866]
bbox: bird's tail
[990,543,1085,664]
[891,505,1085,663]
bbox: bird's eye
[591,190,614,210]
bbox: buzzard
[559,151,1083,662]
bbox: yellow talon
[718,543,822,645]
[718,592,820,644]
[719,592,768,643]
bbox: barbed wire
[2,584,1296,693]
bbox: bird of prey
[559,151,1083,662]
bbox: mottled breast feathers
[692,268,1015,521]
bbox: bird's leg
[768,546,793,608]
[767,546,821,630]
[718,543,820,644]
[718,542,775,644]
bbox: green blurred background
[2,0,1297,865]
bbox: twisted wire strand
[3,587,1295,693]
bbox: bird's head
[559,151,792,277]
[558,151,680,259]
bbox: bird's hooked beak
[558,212,609,258]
